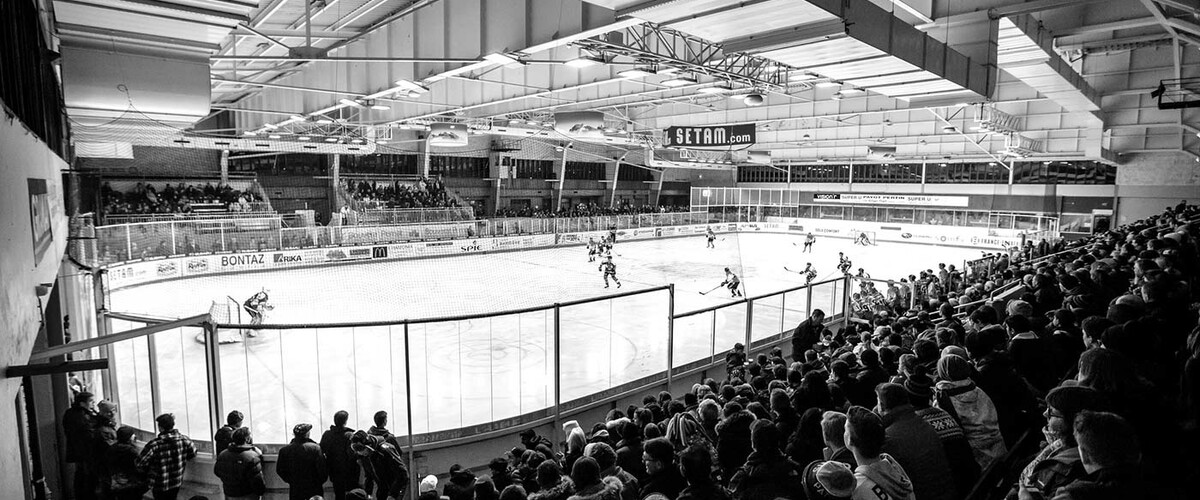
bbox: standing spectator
[106,426,148,500]
[277,423,328,499]
[351,430,409,500]
[792,310,826,362]
[728,421,802,499]
[640,438,686,499]
[63,391,98,500]
[214,410,244,455]
[321,410,361,500]
[444,464,478,500]
[90,400,120,499]
[613,420,646,482]
[677,444,729,500]
[874,384,956,500]
[213,427,266,500]
[136,413,197,500]
[489,456,516,492]
[529,461,574,500]
[843,406,914,500]
[568,457,621,500]
[933,354,1007,471]
[520,429,554,452]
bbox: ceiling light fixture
[268,134,281,139]
[370,102,390,111]
[316,118,333,124]
[340,98,365,108]
[394,79,430,93]
[298,136,311,141]
[618,66,656,79]
[565,53,605,68]
[288,114,305,121]
[743,93,764,106]
[662,74,699,87]
[324,137,339,143]
[263,123,279,130]
[243,131,257,136]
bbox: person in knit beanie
[933,354,1007,470]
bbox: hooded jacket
[727,450,803,500]
[568,477,622,500]
[529,476,575,500]
[213,444,267,498]
[934,379,1008,471]
[852,454,915,500]
[1010,440,1084,500]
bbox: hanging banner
[813,193,970,207]
[663,124,756,149]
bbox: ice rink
[108,232,983,444]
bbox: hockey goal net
[850,230,878,246]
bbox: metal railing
[92,211,715,266]
[68,276,850,458]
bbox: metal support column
[666,285,675,389]
[203,321,223,449]
[610,161,621,207]
[744,301,754,353]
[404,324,417,497]
[848,159,854,188]
[552,304,562,447]
[147,333,161,417]
[220,150,230,185]
[555,146,570,211]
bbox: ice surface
[108,233,983,443]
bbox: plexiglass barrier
[100,277,851,449]
[93,212,713,267]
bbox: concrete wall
[0,112,70,499]
[1114,152,1200,224]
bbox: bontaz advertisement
[219,253,268,270]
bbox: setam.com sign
[663,124,756,149]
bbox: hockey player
[803,263,818,285]
[586,237,598,262]
[802,232,816,253]
[721,267,744,298]
[837,252,852,275]
[855,231,871,246]
[599,256,621,288]
[242,290,273,336]
[706,227,717,249]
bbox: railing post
[744,300,754,353]
[806,283,813,321]
[170,222,177,254]
[219,224,227,252]
[147,332,161,417]
[203,321,224,452]
[125,224,132,259]
[552,303,562,448]
[666,284,675,391]
[779,293,787,341]
[709,313,717,367]
[404,323,417,498]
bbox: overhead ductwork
[998,14,1102,116]
[54,0,258,148]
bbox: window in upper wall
[564,161,605,180]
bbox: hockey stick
[699,284,724,295]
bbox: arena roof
[48,0,1200,165]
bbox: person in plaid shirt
[136,413,197,500]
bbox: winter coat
[1048,465,1177,500]
[320,425,360,487]
[973,353,1038,446]
[1010,440,1084,500]
[727,450,803,500]
[359,434,410,500]
[600,466,639,500]
[791,318,824,361]
[90,417,119,476]
[276,437,328,499]
[569,477,622,500]
[934,379,1008,471]
[614,439,647,483]
[214,424,238,454]
[62,406,97,463]
[105,442,147,495]
[444,468,477,500]
[640,467,687,500]
[1008,333,1056,394]
[851,454,915,500]
[529,476,575,500]
[880,406,957,500]
[915,406,979,494]
[715,411,756,479]
[213,444,267,498]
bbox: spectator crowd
[62,202,1198,500]
[494,203,692,219]
[345,178,458,210]
[101,181,264,217]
